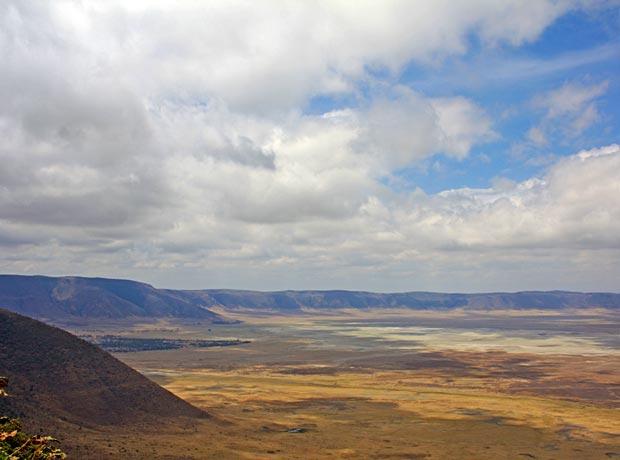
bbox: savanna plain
[60,307,620,459]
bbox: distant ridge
[0,274,223,322]
[0,274,618,322]
[203,288,620,311]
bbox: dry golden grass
[154,366,619,443]
[87,310,620,459]
[100,362,612,459]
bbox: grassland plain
[93,308,619,459]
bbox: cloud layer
[0,1,618,291]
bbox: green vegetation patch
[81,335,251,352]
[0,417,66,460]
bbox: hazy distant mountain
[205,289,620,310]
[0,308,206,431]
[0,275,618,323]
[0,274,222,322]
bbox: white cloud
[532,80,609,137]
[352,90,442,169]
[537,81,608,120]
[526,126,548,146]
[0,1,618,291]
[428,144,620,250]
[518,80,610,155]
[0,0,581,112]
[320,89,497,173]
[431,97,496,158]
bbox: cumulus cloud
[0,1,618,291]
[430,97,496,158]
[0,0,580,111]
[428,144,620,250]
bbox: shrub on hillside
[0,377,66,460]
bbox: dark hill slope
[0,275,221,321]
[0,308,206,429]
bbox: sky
[1,1,619,292]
